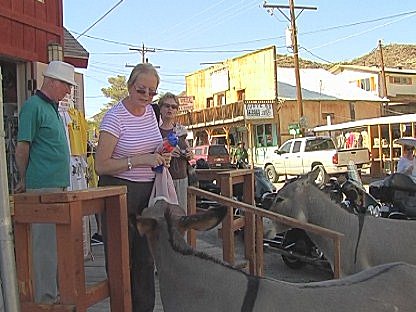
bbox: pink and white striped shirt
[100,101,162,182]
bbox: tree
[101,75,128,108]
[91,75,128,126]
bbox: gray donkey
[137,199,416,312]
[269,168,416,276]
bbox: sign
[210,68,229,93]
[178,96,194,111]
[245,103,274,120]
[288,123,300,135]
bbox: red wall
[0,0,63,63]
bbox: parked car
[263,136,371,183]
[189,144,232,169]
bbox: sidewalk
[85,242,164,311]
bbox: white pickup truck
[263,136,371,182]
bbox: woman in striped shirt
[95,63,170,312]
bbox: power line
[300,9,416,36]
[309,12,416,51]
[69,8,416,56]
[76,0,124,39]
[299,47,334,64]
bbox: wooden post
[220,175,235,265]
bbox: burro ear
[136,217,157,236]
[308,165,327,187]
[178,206,227,232]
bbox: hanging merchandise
[67,107,88,156]
[59,104,90,258]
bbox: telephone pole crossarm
[263,1,317,135]
[129,43,156,63]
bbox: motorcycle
[369,172,416,220]
[262,164,380,270]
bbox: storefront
[314,114,416,177]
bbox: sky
[63,1,416,118]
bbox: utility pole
[378,40,388,115]
[129,43,155,63]
[263,1,316,135]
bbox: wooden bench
[13,186,131,312]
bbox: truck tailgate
[337,148,370,166]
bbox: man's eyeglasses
[135,86,158,97]
[163,104,179,110]
[405,146,415,151]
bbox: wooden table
[13,186,131,312]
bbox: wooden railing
[186,180,344,278]
[176,101,246,128]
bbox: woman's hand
[185,148,194,160]
[171,146,181,158]
[161,152,172,168]
[140,153,167,167]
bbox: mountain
[345,43,416,70]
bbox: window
[217,93,225,106]
[208,145,228,156]
[255,124,276,147]
[279,141,292,154]
[206,97,213,108]
[389,76,412,85]
[237,89,245,101]
[305,138,335,152]
[292,141,301,153]
[359,78,371,91]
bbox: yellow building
[177,45,385,165]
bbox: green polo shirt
[17,92,70,189]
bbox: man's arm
[15,141,30,193]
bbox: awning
[314,114,416,132]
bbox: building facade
[329,64,416,115]
[178,46,385,165]
[1,0,89,192]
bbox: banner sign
[178,96,194,111]
[245,103,274,119]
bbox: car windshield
[208,145,228,156]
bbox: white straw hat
[43,61,77,86]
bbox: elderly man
[15,60,77,303]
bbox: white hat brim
[395,137,416,147]
[43,72,77,86]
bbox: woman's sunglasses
[163,104,179,110]
[135,86,158,97]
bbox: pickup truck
[263,136,371,182]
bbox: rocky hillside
[346,44,416,69]
[275,54,331,69]
[276,44,416,70]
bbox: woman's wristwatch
[127,156,132,170]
